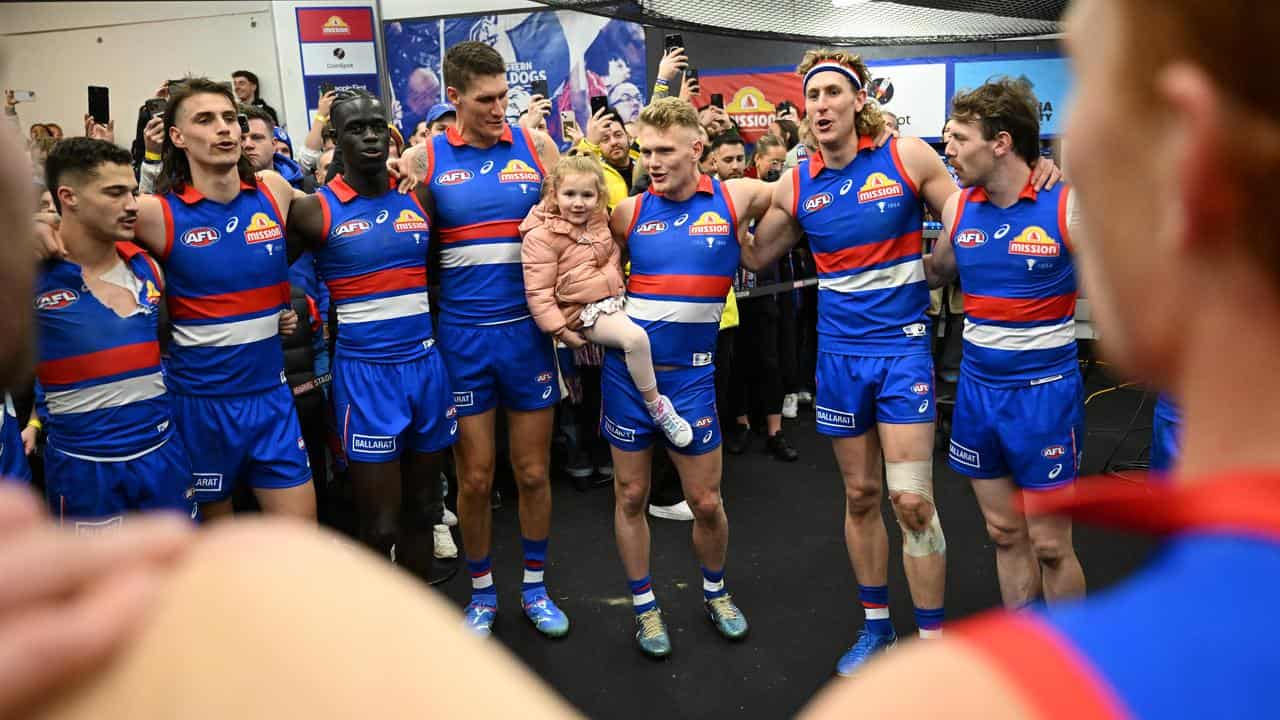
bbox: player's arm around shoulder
[896,135,957,219]
[926,189,962,288]
[256,170,305,213]
[133,195,170,258]
[739,170,800,271]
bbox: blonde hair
[795,48,885,140]
[637,96,701,133]
[540,155,608,215]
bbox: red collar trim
[1024,470,1280,540]
[174,179,256,205]
[969,178,1038,204]
[807,134,877,179]
[327,174,396,203]
[445,124,513,147]
[649,173,715,198]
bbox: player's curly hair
[795,49,885,140]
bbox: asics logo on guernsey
[182,227,220,247]
[34,288,78,311]
[857,173,904,203]
[226,216,240,233]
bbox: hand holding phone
[560,110,579,143]
[663,33,685,52]
[711,93,724,109]
[12,90,35,103]
[88,86,110,126]
[143,98,166,118]
[531,78,549,99]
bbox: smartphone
[560,110,577,142]
[711,93,725,108]
[318,81,336,96]
[590,95,609,116]
[12,90,35,103]
[685,67,700,92]
[143,97,167,117]
[531,78,549,99]
[88,86,110,125]
[664,33,684,52]
[237,113,250,134]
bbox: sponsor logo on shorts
[74,516,124,535]
[280,370,288,384]
[815,406,855,429]
[1048,464,1064,480]
[803,192,833,213]
[334,218,372,237]
[635,220,668,235]
[912,382,930,396]
[453,391,474,407]
[181,226,220,247]
[436,169,474,186]
[352,434,397,454]
[918,399,930,414]
[694,416,714,428]
[244,213,284,244]
[446,405,457,419]
[702,430,714,444]
[297,436,306,451]
[955,229,987,248]
[902,323,927,338]
[541,386,553,400]
[535,372,553,383]
[603,416,635,443]
[1030,374,1064,386]
[949,440,981,469]
[35,288,78,311]
[1041,445,1066,459]
[193,473,224,493]
[156,420,170,433]
[692,352,713,367]
[449,421,458,434]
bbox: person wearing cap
[274,126,294,159]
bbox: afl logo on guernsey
[244,213,284,244]
[334,219,371,237]
[393,209,429,232]
[803,192,833,212]
[35,288,78,310]
[498,159,540,183]
[635,220,668,235]
[436,169,474,186]
[182,226,220,247]
[688,211,730,236]
[1008,226,1060,257]
[857,172,904,203]
[956,229,987,248]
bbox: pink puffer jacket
[520,203,624,334]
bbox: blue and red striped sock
[859,584,892,636]
[521,537,548,601]
[467,556,497,607]
[915,606,944,639]
[629,576,657,614]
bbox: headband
[803,61,864,93]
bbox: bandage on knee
[886,460,945,557]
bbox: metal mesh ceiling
[529,0,1066,45]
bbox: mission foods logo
[635,220,668,235]
[243,213,283,244]
[334,219,371,237]
[688,211,730,236]
[857,172,904,203]
[436,169,474,186]
[322,15,350,34]
[35,288,78,310]
[803,192,833,213]
[1008,226,1060,257]
[498,159,540,183]
[393,209,429,232]
[725,87,777,131]
[182,226,220,247]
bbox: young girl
[520,156,692,447]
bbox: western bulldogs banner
[384,10,647,149]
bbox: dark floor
[434,371,1160,719]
